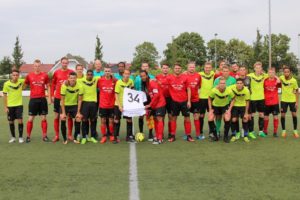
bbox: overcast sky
[0,0,299,64]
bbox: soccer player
[51,57,74,142]
[93,59,104,77]
[230,63,240,79]
[167,63,193,142]
[134,62,155,140]
[98,66,116,143]
[60,72,83,144]
[156,63,172,138]
[263,68,281,137]
[141,70,166,144]
[114,69,135,143]
[280,66,299,138]
[199,62,215,139]
[76,64,85,83]
[114,62,135,80]
[80,69,99,144]
[214,60,226,79]
[24,59,51,143]
[247,62,267,138]
[186,61,202,140]
[238,66,250,88]
[230,78,250,143]
[3,69,24,143]
[208,77,235,143]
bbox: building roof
[19,64,54,74]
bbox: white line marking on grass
[129,142,140,200]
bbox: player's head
[219,60,226,70]
[86,69,94,81]
[11,69,20,82]
[283,65,291,78]
[33,59,41,73]
[231,63,239,73]
[75,64,84,75]
[141,62,150,72]
[140,70,149,82]
[161,63,169,75]
[268,67,276,78]
[61,57,69,69]
[239,66,248,77]
[204,61,212,74]
[123,69,131,81]
[68,72,77,86]
[104,65,112,78]
[118,62,126,74]
[187,61,196,73]
[173,63,182,75]
[218,77,226,90]
[94,59,102,72]
[236,78,244,90]
[253,62,263,74]
[222,65,230,78]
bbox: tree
[0,56,13,75]
[95,35,103,61]
[225,39,253,67]
[162,32,206,68]
[252,29,263,63]
[12,36,24,69]
[132,41,160,71]
[207,39,227,67]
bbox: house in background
[19,63,54,77]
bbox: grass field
[0,97,300,200]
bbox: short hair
[60,57,68,62]
[205,61,212,66]
[254,61,262,67]
[118,62,126,66]
[69,72,77,76]
[188,61,196,65]
[140,70,148,76]
[268,67,276,72]
[219,77,226,82]
[283,65,290,71]
[11,69,20,74]
[104,65,111,69]
[236,78,244,83]
[124,69,131,74]
[174,63,181,68]
[86,69,94,74]
[75,64,83,70]
[34,59,41,64]
[222,65,230,70]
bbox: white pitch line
[129,142,140,200]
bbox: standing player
[230,63,240,79]
[208,77,235,143]
[156,63,172,138]
[98,66,116,143]
[3,69,24,143]
[80,70,98,144]
[93,59,104,77]
[51,57,74,142]
[24,59,51,143]
[263,68,281,137]
[230,78,250,142]
[141,70,166,144]
[214,60,226,79]
[114,69,135,143]
[199,62,215,139]
[186,61,202,140]
[167,63,193,142]
[247,62,268,138]
[76,64,85,83]
[280,66,299,138]
[60,72,83,144]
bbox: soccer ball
[135,132,145,142]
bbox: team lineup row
[2,57,299,144]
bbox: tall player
[24,59,51,143]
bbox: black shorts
[151,107,166,117]
[231,106,246,118]
[250,100,265,113]
[99,108,114,118]
[81,102,98,120]
[114,106,131,120]
[264,104,280,116]
[213,105,229,115]
[171,101,190,117]
[165,97,172,114]
[190,100,201,114]
[29,98,48,116]
[62,105,78,118]
[199,99,209,114]
[281,102,297,113]
[7,106,23,121]
[53,98,61,113]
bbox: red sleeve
[51,71,57,96]
[149,81,160,108]
[25,74,30,85]
[185,76,190,89]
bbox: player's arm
[3,93,8,113]
[227,97,235,113]
[115,93,122,112]
[187,87,191,108]
[295,88,299,111]
[50,72,57,102]
[208,96,213,113]
[77,95,83,119]
[60,95,66,120]
[148,83,160,109]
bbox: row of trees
[132,30,299,73]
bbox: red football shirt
[230,71,240,79]
[51,68,74,99]
[156,74,170,98]
[186,73,201,102]
[264,77,280,106]
[167,74,189,103]
[25,72,49,98]
[147,80,166,109]
[97,76,116,109]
